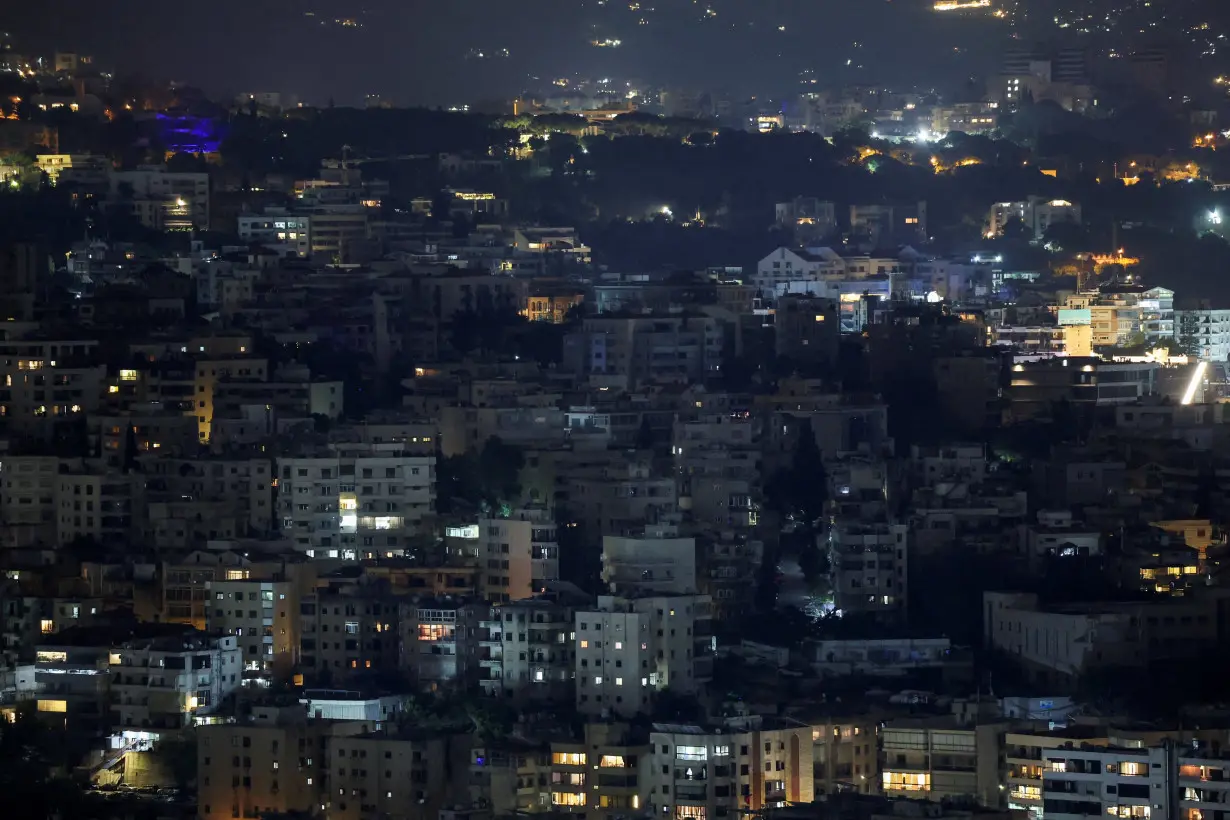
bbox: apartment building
[1041,744,1171,820]
[647,718,816,818]
[983,591,1220,685]
[197,705,333,820]
[299,589,401,680]
[827,522,908,621]
[673,413,761,531]
[879,718,1005,806]
[142,455,274,538]
[564,313,724,388]
[476,596,577,702]
[399,597,478,690]
[237,210,312,257]
[473,508,558,603]
[547,722,650,816]
[809,716,881,797]
[328,730,470,820]
[1004,726,1110,818]
[54,464,138,546]
[110,633,240,729]
[574,594,713,718]
[602,531,698,596]
[753,247,846,293]
[207,579,301,681]
[110,167,210,229]
[276,446,436,559]
[566,460,678,538]
[1176,308,1230,362]
[986,197,1081,239]
[0,455,59,548]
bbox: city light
[1182,361,1207,405]
[933,0,991,9]
[1210,210,1222,225]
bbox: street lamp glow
[1210,210,1222,225]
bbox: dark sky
[6,0,1004,106]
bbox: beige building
[328,730,471,820]
[208,578,302,682]
[879,718,1005,806]
[197,705,374,820]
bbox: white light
[1210,210,1222,225]
[1182,361,1208,405]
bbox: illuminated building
[35,153,108,186]
[237,210,312,257]
[110,633,240,730]
[1175,308,1230,362]
[275,446,436,560]
[574,594,712,717]
[647,718,815,816]
[399,598,479,689]
[547,723,649,818]
[298,587,402,677]
[523,291,585,323]
[463,507,558,603]
[207,579,302,682]
[986,197,1081,239]
[879,718,1004,805]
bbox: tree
[763,419,827,526]
[0,704,86,820]
[999,216,1034,241]
[478,436,525,509]
[150,731,197,790]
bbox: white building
[1041,744,1170,820]
[574,594,712,717]
[276,447,436,560]
[753,247,845,293]
[111,633,240,730]
[986,197,1081,239]
[477,596,576,701]
[647,718,816,817]
[1176,308,1230,363]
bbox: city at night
[6,2,1230,820]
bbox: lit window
[676,746,708,761]
[39,619,54,634]
[552,753,586,766]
